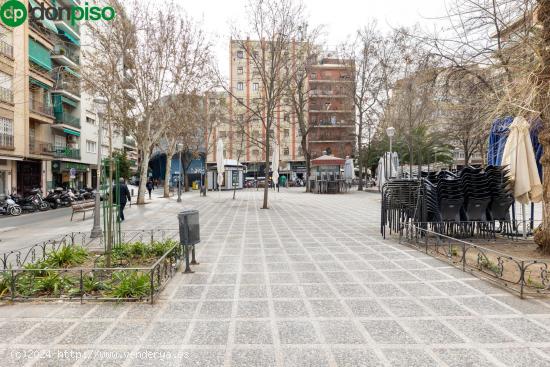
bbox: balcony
[51,45,80,68]
[54,148,81,160]
[51,70,81,101]
[29,140,54,156]
[54,111,81,129]
[54,14,80,42]
[123,136,136,147]
[30,97,54,117]
[0,133,14,150]
[0,86,13,104]
[0,40,13,59]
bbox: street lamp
[386,126,395,179]
[90,97,107,238]
[177,143,183,203]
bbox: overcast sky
[179,0,448,77]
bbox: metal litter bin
[178,209,200,273]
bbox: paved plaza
[2,189,550,366]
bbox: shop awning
[29,38,52,71]
[63,128,80,136]
[58,30,80,47]
[29,0,58,33]
[30,77,51,90]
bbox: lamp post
[91,97,107,238]
[386,126,395,179]
[177,143,183,203]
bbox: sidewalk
[1,189,550,366]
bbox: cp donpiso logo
[0,0,116,28]
[1,0,27,27]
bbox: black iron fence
[400,222,549,298]
[0,229,183,304]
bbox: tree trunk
[301,136,310,193]
[535,0,550,254]
[262,140,270,209]
[163,152,173,198]
[184,173,189,192]
[357,121,364,191]
[137,149,150,205]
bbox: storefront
[16,160,42,194]
[51,161,89,189]
[0,157,19,196]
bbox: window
[0,117,13,147]
[252,149,259,156]
[310,73,316,79]
[237,82,244,91]
[237,50,244,59]
[237,67,243,75]
[283,129,289,138]
[219,131,227,138]
[297,146,303,155]
[86,140,97,153]
[252,83,259,91]
[238,114,244,122]
[283,113,289,122]
[283,147,289,155]
[86,116,96,125]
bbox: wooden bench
[71,200,96,221]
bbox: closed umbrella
[502,116,542,204]
[216,139,225,190]
[272,139,279,187]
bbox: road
[0,186,184,254]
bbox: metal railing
[400,221,550,298]
[0,133,14,149]
[0,230,183,304]
[54,148,81,159]
[29,139,54,156]
[0,40,13,59]
[55,112,81,128]
[0,86,13,104]
[29,96,53,116]
[52,46,80,64]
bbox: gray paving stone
[236,300,270,318]
[230,349,276,367]
[270,284,301,298]
[432,348,497,367]
[58,321,110,344]
[495,317,550,342]
[129,348,182,366]
[205,285,236,299]
[364,283,407,297]
[346,299,389,318]
[17,321,75,345]
[381,298,432,317]
[403,320,464,344]
[488,347,550,367]
[302,284,336,298]
[282,348,330,367]
[238,285,268,299]
[420,298,473,316]
[143,321,188,345]
[451,318,516,343]
[384,349,438,366]
[198,301,233,318]
[162,302,199,319]
[188,321,229,345]
[277,321,319,344]
[456,296,516,315]
[331,348,384,367]
[99,321,148,345]
[319,320,366,344]
[273,300,309,317]
[269,272,297,284]
[234,320,273,344]
[180,349,225,367]
[363,320,417,344]
[309,299,348,317]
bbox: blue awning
[30,77,51,90]
[63,128,80,136]
[29,0,58,33]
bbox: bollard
[178,209,200,273]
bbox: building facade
[0,0,137,197]
[307,56,355,159]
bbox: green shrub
[43,245,89,268]
[0,271,11,297]
[110,271,150,298]
[82,274,110,293]
[33,271,76,296]
[127,242,149,258]
[150,240,178,257]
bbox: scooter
[11,189,49,212]
[0,195,21,216]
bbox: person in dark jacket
[113,178,131,222]
[146,180,154,199]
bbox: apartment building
[208,39,305,178]
[0,0,137,197]
[307,56,355,159]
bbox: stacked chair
[381,166,515,240]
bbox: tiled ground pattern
[1,189,550,366]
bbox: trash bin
[192,181,199,190]
[178,209,200,273]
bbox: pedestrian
[113,178,131,222]
[146,179,153,199]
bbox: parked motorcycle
[11,189,49,212]
[0,195,21,216]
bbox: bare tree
[285,25,321,193]
[225,0,305,209]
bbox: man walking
[113,178,131,222]
[146,179,154,199]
